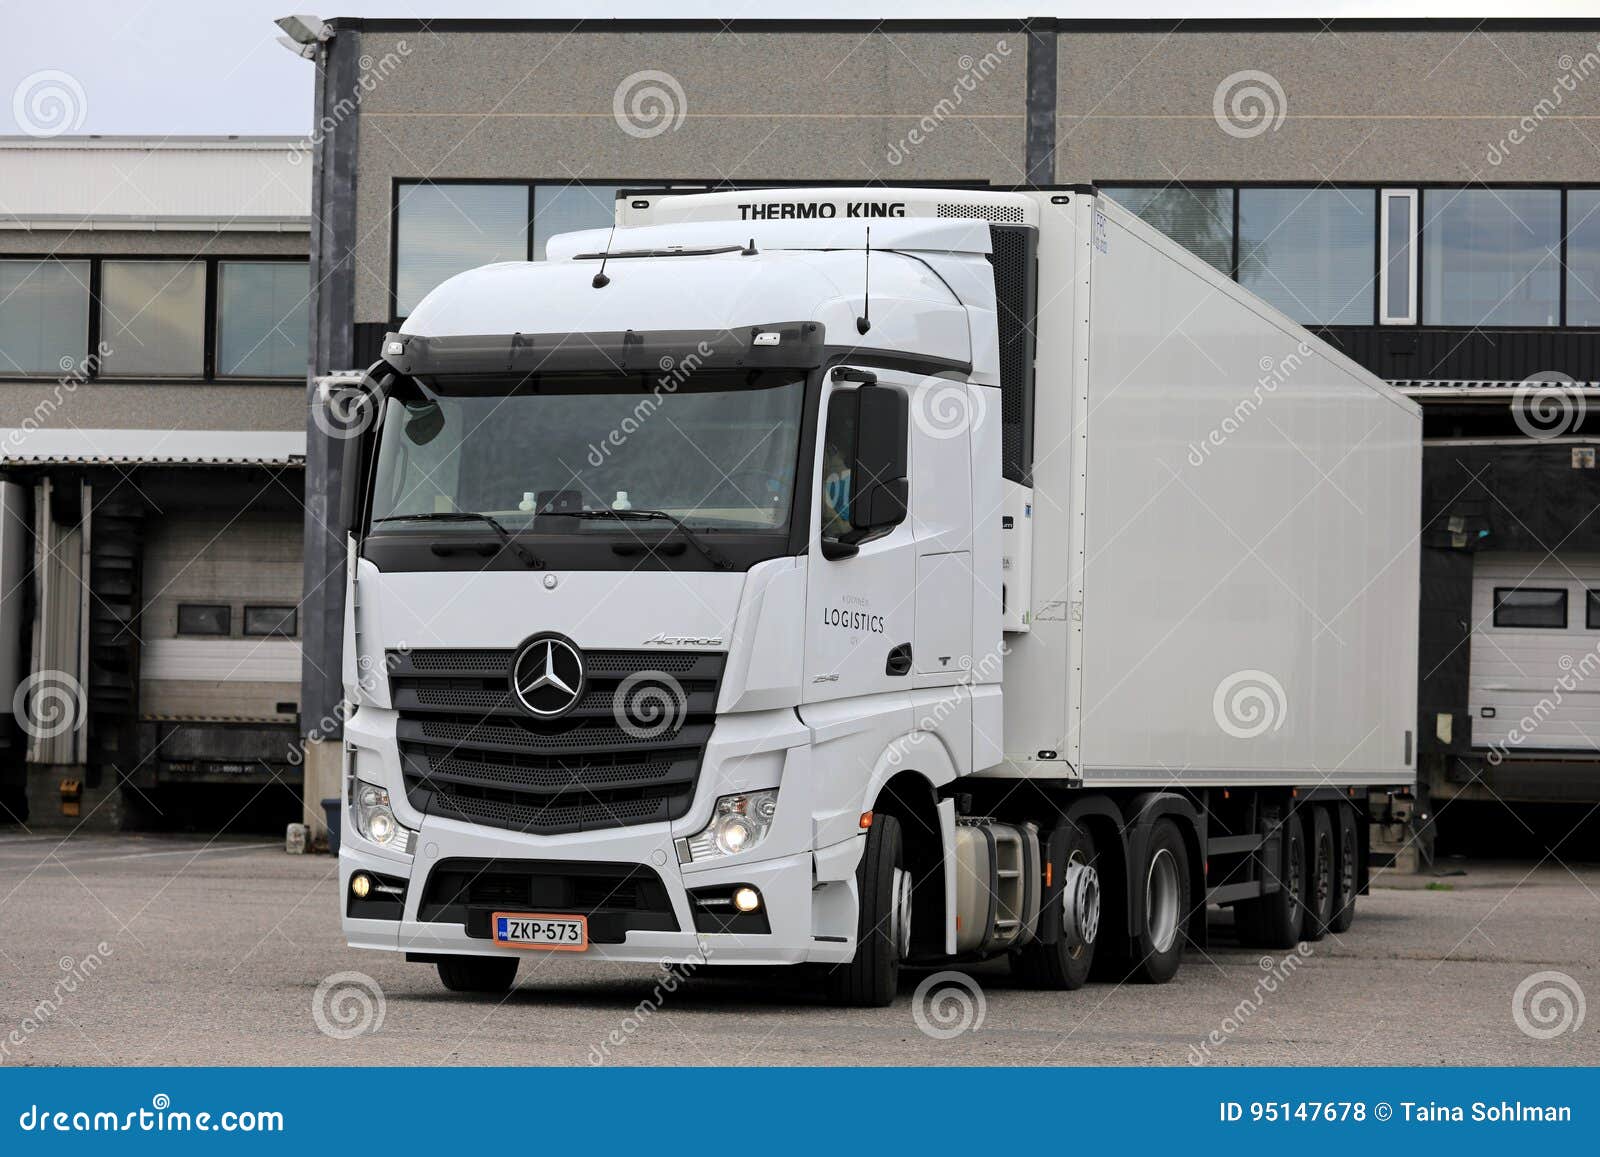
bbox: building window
[1493,587,1567,629]
[0,259,90,375]
[98,260,206,377]
[217,262,310,377]
[177,604,232,637]
[1567,190,1600,327]
[1422,189,1560,326]
[1380,189,1418,325]
[1238,188,1376,325]
[394,182,530,316]
[533,185,625,260]
[1588,590,1600,630]
[1099,186,1234,274]
[243,605,298,637]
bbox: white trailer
[333,186,1420,1002]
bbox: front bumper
[339,706,859,967]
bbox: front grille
[390,648,724,836]
[418,857,680,943]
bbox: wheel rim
[1287,830,1304,913]
[1061,850,1101,958]
[889,867,913,959]
[1145,847,1180,955]
[1340,827,1357,901]
[1313,829,1334,915]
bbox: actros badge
[509,633,586,718]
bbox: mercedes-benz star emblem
[509,634,586,718]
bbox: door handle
[885,643,912,676]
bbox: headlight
[679,790,778,863]
[349,777,415,854]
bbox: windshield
[367,372,806,534]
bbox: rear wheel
[1329,802,1359,933]
[1131,819,1189,984]
[1011,821,1100,990]
[437,955,519,994]
[1236,809,1306,949]
[1303,806,1336,941]
[824,812,906,1007]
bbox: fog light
[733,886,761,913]
[350,872,372,899]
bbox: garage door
[1470,552,1600,752]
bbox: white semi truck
[333,186,1420,1004]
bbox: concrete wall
[1056,28,1600,182]
[350,27,1028,322]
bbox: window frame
[1492,586,1569,630]
[243,604,299,638]
[1380,188,1419,326]
[176,603,233,637]
[0,257,93,377]
[214,259,313,380]
[1587,590,1600,630]
[1091,180,1599,330]
[0,253,308,384]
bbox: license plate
[491,912,588,951]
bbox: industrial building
[0,137,310,827]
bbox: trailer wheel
[437,955,519,994]
[1235,809,1307,949]
[1303,806,1336,941]
[1130,819,1189,984]
[1011,822,1100,990]
[1329,803,1359,933]
[824,812,906,1007]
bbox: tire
[1011,821,1100,990]
[1130,819,1190,984]
[437,955,520,994]
[1236,808,1307,949]
[824,812,907,1007]
[1329,802,1359,933]
[1303,806,1336,941]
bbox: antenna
[856,227,872,335]
[592,224,618,289]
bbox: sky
[4,0,1598,136]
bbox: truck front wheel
[824,812,906,1008]
[437,955,519,994]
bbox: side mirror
[848,383,908,535]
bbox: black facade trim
[1024,19,1057,186]
[336,18,1600,34]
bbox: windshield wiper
[536,508,733,570]
[371,512,544,569]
